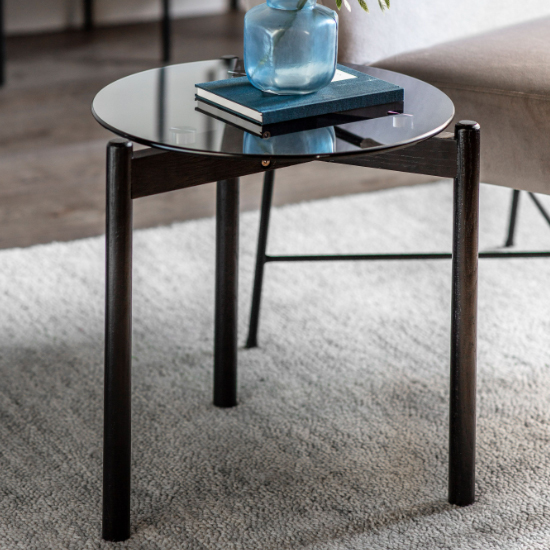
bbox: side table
[92,59,479,541]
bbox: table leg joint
[323,131,458,179]
[130,148,307,199]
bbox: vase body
[244,0,338,95]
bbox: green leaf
[357,0,369,12]
[335,0,342,10]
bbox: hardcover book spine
[262,88,404,125]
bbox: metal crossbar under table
[247,148,550,350]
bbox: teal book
[195,65,404,125]
[195,99,404,138]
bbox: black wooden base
[102,122,483,540]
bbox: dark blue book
[195,98,404,138]
[195,64,404,125]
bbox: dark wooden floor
[0,14,435,249]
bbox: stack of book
[195,64,404,139]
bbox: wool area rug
[1,181,550,549]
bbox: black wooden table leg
[214,178,239,407]
[246,170,275,349]
[161,0,171,63]
[448,121,480,507]
[103,138,133,541]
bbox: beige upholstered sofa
[336,3,550,195]
[240,1,550,194]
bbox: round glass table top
[92,59,454,160]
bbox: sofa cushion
[373,17,550,195]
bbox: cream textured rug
[1,181,550,549]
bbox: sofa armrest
[333,0,550,65]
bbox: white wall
[240,0,550,65]
[5,0,226,35]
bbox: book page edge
[196,88,263,123]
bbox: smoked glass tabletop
[92,58,455,160]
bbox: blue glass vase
[244,0,338,95]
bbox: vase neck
[266,0,316,10]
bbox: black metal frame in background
[0,0,172,86]
[0,0,5,86]
[83,0,172,63]
[83,0,93,31]
[504,189,550,248]
[246,177,550,351]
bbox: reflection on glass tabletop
[92,59,454,160]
